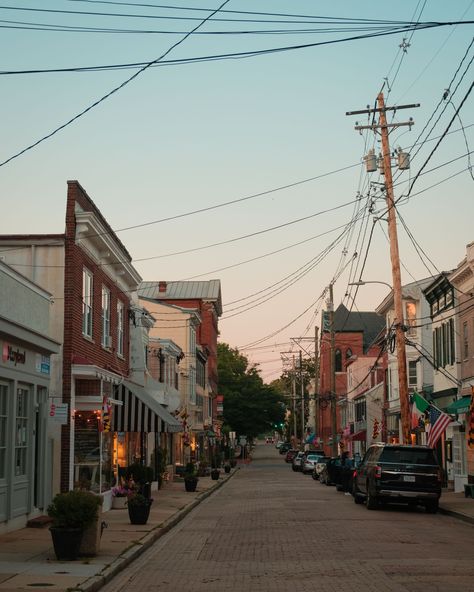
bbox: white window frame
[408,360,417,391]
[405,301,417,336]
[101,286,111,348]
[82,268,93,338]
[117,300,124,356]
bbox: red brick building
[318,303,385,456]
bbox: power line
[0,0,232,168]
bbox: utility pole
[314,326,320,442]
[292,355,297,443]
[346,94,419,445]
[329,283,337,457]
[299,350,305,446]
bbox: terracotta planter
[50,527,83,561]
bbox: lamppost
[348,280,392,291]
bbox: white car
[302,453,326,474]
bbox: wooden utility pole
[292,355,297,443]
[329,283,337,457]
[346,94,419,445]
[299,350,305,445]
[314,326,320,441]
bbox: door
[452,428,467,493]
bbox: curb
[78,468,240,592]
[439,506,474,526]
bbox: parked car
[292,451,306,472]
[319,457,343,485]
[312,456,330,480]
[352,444,442,513]
[302,452,326,474]
[276,441,288,450]
[285,449,298,463]
[336,457,358,492]
[280,443,292,455]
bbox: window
[335,348,342,372]
[0,383,7,479]
[15,387,29,476]
[101,286,111,347]
[463,322,469,360]
[117,301,124,356]
[449,319,455,365]
[346,348,353,359]
[405,301,416,336]
[408,361,417,391]
[82,268,93,337]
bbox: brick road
[103,445,474,592]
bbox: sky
[0,0,473,382]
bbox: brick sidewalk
[0,469,238,592]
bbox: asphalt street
[102,444,474,592]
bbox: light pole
[348,280,392,291]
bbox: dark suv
[353,444,442,513]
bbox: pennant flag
[427,405,451,448]
[411,392,429,429]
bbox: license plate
[403,475,416,482]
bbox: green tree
[218,343,286,439]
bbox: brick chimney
[158,281,167,293]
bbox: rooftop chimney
[158,281,167,293]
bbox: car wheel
[366,488,379,510]
[312,473,318,480]
[425,501,439,514]
[292,466,297,472]
[353,490,364,504]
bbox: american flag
[427,405,451,448]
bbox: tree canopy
[218,343,286,439]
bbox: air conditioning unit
[104,335,112,348]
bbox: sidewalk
[0,469,238,592]
[439,489,474,525]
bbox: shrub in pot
[184,462,199,492]
[47,490,101,560]
[123,463,154,498]
[224,464,231,474]
[126,492,153,525]
[211,468,220,480]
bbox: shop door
[0,383,8,522]
[453,429,467,493]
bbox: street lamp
[348,280,392,290]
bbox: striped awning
[112,382,182,434]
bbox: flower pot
[50,527,83,561]
[224,465,231,474]
[79,514,105,557]
[184,478,198,492]
[211,469,220,481]
[112,496,128,509]
[127,500,153,525]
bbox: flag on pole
[427,405,451,448]
[411,392,430,429]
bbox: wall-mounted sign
[36,354,50,375]
[2,343,26,366]
[50,402,68,425]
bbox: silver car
[292,451,305,472]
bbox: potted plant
[126,492,153,525]
[111,483,133,509]
[123,463,154,499]
[183,462,199,492]
[47,490,101,560]
[224,464,231,474]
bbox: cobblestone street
[103,445,474,592]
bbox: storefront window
[0,383,7,479]
[74,410,114,493]
[15,387,29,476]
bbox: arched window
[335,348,342,372]
[346,348,353,359]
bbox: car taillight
[437,468,443,483]
[352,470,357,479]
[374,465,382,479]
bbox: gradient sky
[1,1,473,382]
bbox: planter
[224,465,231,474]
[128,500,153,525]
[184,478,198,492]
[50,527,83,561]
[112,496,128,509]
[211,469,220,481]
[79,515,106,557]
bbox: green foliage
[47,490,101,529]
[124,463,154,484]
[126,493,152,507]
[218,342,286,439]
[184,461,198,480]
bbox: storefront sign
[36,354,50,375]
[2,343,26,366]
[50,402,69,425]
